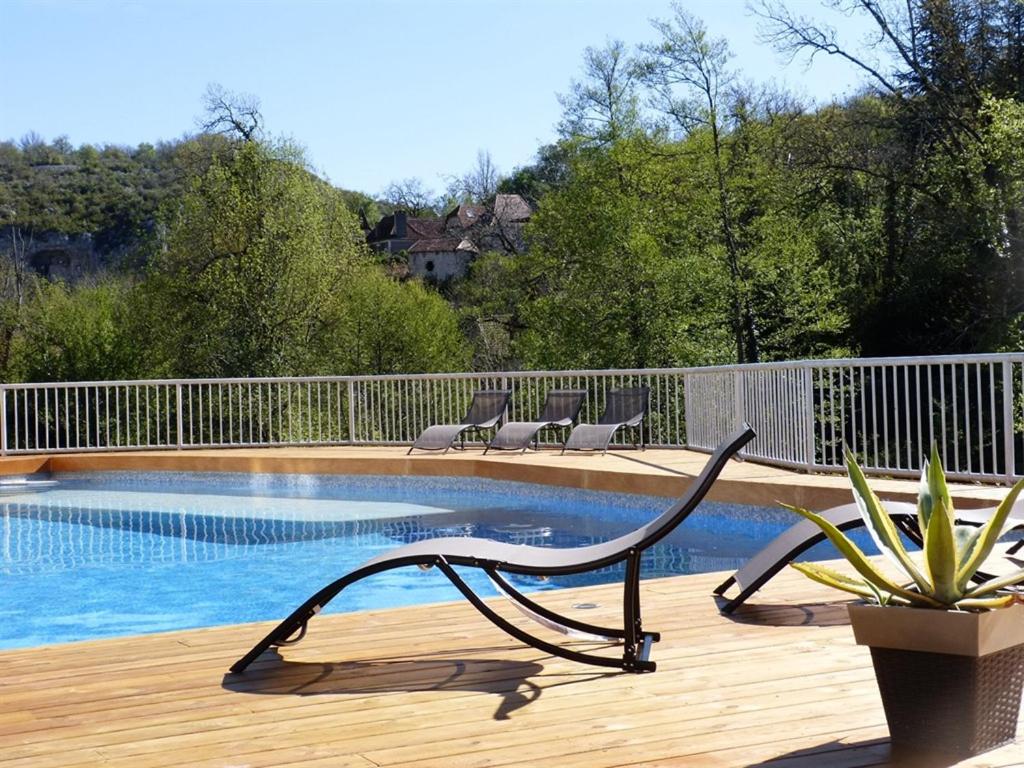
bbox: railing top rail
[2,351,1022,390]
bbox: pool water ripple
[0,472,867,649]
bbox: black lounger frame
[230,425,755,675]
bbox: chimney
[393,210,407,238]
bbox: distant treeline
[2,0,1023,383]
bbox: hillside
[0,134,374,279]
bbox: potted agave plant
[786,445,1024,762]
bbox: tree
[146,140,363,377]
[381,177,438,216]
[10,277,140,383]
[515,136,734,369]
[446,149,501,203]
[557,39,643,145]
[755,0,1024,353]
[199,83,264,142]
[0,228,33,378]
[323,265,471,374]
[498,143,572,202]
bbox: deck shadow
[746,737,892,766]
[714,598,853,628]
[223,649,612,720]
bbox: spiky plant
[787,445,1024,610]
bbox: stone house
[365,194,532,282]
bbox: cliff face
[0,227,143,282]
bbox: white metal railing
[3,352,1023,483]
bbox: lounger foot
[274,619,310,647]
[712,575,735,596]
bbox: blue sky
[2,0,881,196]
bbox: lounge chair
[408,389,511,454]
[229,424,756,675]
[713,500,1023,613]
[562,386,650,454]
[484,389,587,454]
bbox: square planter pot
[848,603,1024,761]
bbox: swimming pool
[0,472,862,649]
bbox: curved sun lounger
[562,386,650,454]
[713,502,917,614]
[484,389,587,454]
[408,389,511,454]
[229,424,756,675]
[713,500,1024,613]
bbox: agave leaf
[924,496,959,603]
[926,444,953,521]
[790,563,892,601]
[962,565,1024,598]
[955,476,1024,590]
[844,449,930,592]
[783,503,943,608]
[918,460,934,534]
[796,565,913,606]
[956,594,1017,610]
[864,578,888,606]
[954,524,983,569]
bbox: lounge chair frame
[230,424,756,675]
[408,389,512,455]
[562,387,650,455]
[713,501,1017,613]
[484,389,588,454]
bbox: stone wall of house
[408,251,474,282]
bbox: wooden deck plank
[3,563,1024,767]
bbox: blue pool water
[0,472,868,649]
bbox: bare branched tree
[381,177,438,216]
[752,0,983,146]
[445,149,501,203]
[199,83,264,142]
[557,39,642,144]
[637,3,761,362]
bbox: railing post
[1003,360,1016,483]
[175,383,184,450]
[0,388,6,456]
[347,380,356,444]
[733,370,744,432]
[803,365,815,471]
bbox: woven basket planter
[849,603,1024,761]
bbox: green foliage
[4,0,1024,378]
[141,140,469,379]
[788,446,1024,610]
[10,278,140,382]
[144,141,364,377]
[324,267,471,375]
[452,251,530,370]
[514,137,731,369]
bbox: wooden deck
[3,564,1024,767]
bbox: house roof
[494,194,532,223]
[406,217,445,238]
[446,204,488,229]
[408,237,462,254]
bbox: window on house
[425,260,435,272]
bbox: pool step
[0,474,58,495]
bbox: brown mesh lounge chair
[229,424,755,675]
[408,389,511,454]
[713,501,1022,613]
[484,389,587,454]
[562,386,650,454]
